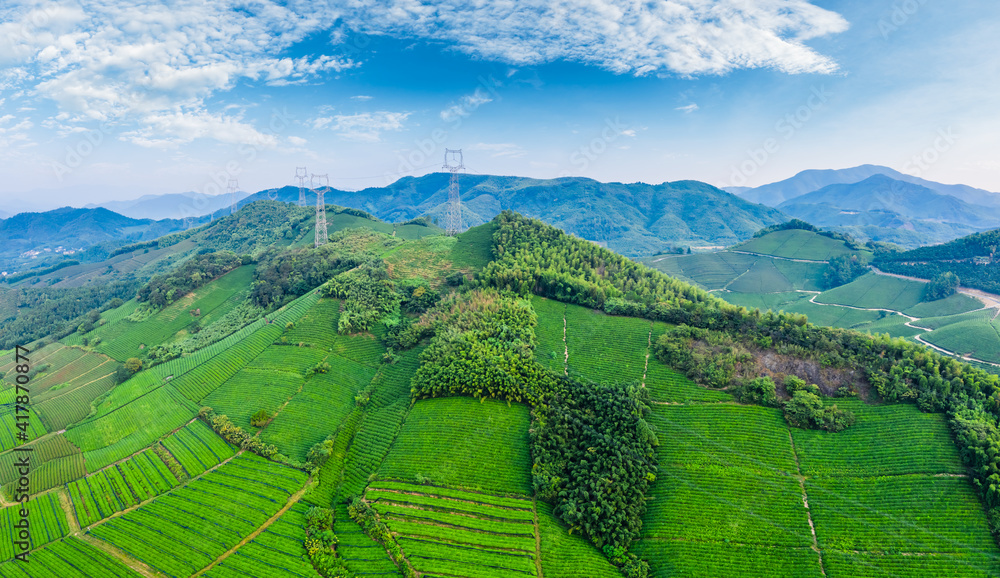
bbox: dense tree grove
[752,218,818,237]
[251,229,390,307]
[482,211,1000,540]
[2,259,80,284]
[0,280,138,349]
[925,271,961,300]
[875,228,1000,294]
[822,254,869,289]
[137,250,243,307]
[405,288,656,576]
[201,201,314,256]
[476,211,713,310]
[321,259,400,334]
[533,377,656,574]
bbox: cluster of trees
[476,211,713,311]
[484,211,1000,539]
[0,279,138,349]
[304,507,350,577]
[925,271,960,300]
[822,254,869,289]
[654,326,856,431]
[404,288,655,576]
[202,410,278,458]
[2,259,80,284]
[137,250,243,307]
[251,228,392,308]
[532,377,655,576]
[753,219,818,237]
[875,229,1000,294]
[752,218,864,250]
[201,201,313,257]
[348,498,415,577]
[145,301,266,363]
[409,290,541,403]
[321,260,400,334]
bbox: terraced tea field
[0,536,144,577]
[202,502,317,578]
[93,266,255,362]
[378,397,532,495]
[736,229,858,261]
[89,454,307,577]
[369,481,539,578]
[565,304,651,384]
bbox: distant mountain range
[87,191,252,220]
[245,173,785,256]
[729,164,1000,208]
[0,207,202,271]
[726,165,1000,247]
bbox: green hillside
[2,208,1000,577]
[248,174,787,257]
[645,226,1000,367]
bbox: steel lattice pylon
[295,167,308,207]
[227,178,239,215]
[443,149,464,236]
[311,173,330,247]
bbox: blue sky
[0,0,997,211]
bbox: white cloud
[469,142,527,158]
[676,103,699,114]
[351,95,373,101]
[287,136,308,146]
[0,0,353,146]
[313,111,410,142]
[345,0,848,76]
[440,88,495,122]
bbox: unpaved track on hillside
[871,267,1000,310]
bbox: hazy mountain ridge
[247,173,786,256]
[88,191,252,220]
[737,164,1000,208]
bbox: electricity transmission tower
[228,179,239,214]
[311,173,330,247]
[443,149,464,236]
[295,167,308,207]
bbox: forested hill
[245,173,786,256]
[875,228,1000,294]
[0,206,201,271]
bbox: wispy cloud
[345,1,849,76]
[351,95,374,101]
[313,111,411,142]
[440,88,495,122]
[676,103,699,114]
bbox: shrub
[250,409,271,427]
[783,391,856,432]
[732,376,779,407]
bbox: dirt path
[787,430,826,577]
[79,533,165,578]
[730,250,828,264]
[871,267,1000,310]
[531,498,544,578]
[190,480,311,577]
